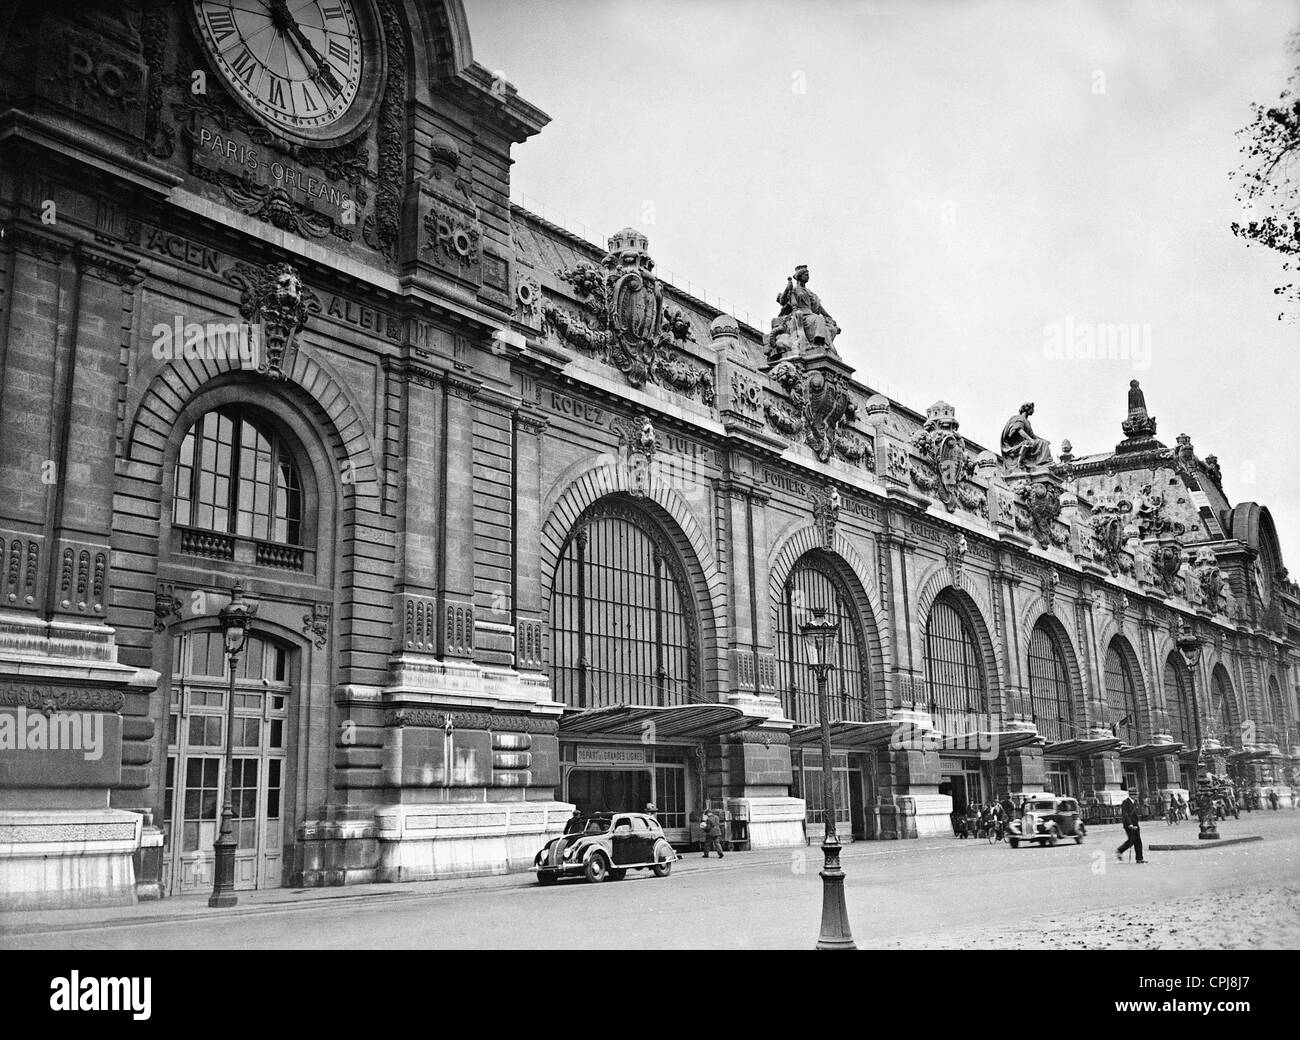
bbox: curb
[1148,835,1265,851]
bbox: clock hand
[268,0,344,96]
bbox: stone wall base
[896,793,953,839]
[290,805,382,887]
[729,796,805,848]
[0,808,141,911]
[374,800,573,882]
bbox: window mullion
[227,410,242,536]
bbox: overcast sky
[470,0,1300,567]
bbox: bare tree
[1232,31,1300,321]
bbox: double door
[162,630,291,894]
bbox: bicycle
[1166,804,1179,826]
[986,819,1005,844]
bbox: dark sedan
[534,812,677,884]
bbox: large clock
[191,0,384,147]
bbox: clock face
[193,0,379,144]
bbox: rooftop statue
[1000,402,1054,469]
[1121,379,1158,439]
[767,265,840,363]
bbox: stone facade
[0,1,1297,909]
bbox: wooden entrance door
[162,630,291,895]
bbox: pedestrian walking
[701,808,724,858]
[1116,792,1146,864]
[1268,789,1279,810]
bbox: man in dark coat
[701,810,724,858]
[1116,792,1146,863]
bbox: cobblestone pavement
[886,884,1300,949]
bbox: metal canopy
[789,719,904,751]
[939,730,1043,754]
[1118,742,1186,761]
[558,702,765,741]
[1043,737,1124,758]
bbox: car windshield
[1029,800,1058,812]
[579,816,612,835]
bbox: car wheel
[1008,838,1019,849]
[585,853,609,884]
[652,840,673,877]
[1046,825,1060,847]
[608,868,627,881]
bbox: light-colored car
[533,811,678,884]
[1007,796,1086,848]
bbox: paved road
[4,813,1298,949]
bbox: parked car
[533,811,678,884]
[1007,796,1086,848]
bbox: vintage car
[533,811,678,884]
[1006,796,1086,848]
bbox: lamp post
[210,581,258,908]
[1176,623,1218,841]
[800,606,856,950]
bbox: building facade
[1,1,1297,909]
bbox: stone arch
[767,526,889,717]
[1098,633,1151,743]
[113,349,387,676]
[401,0,475,90]
[539,461,725,692]
[1023,612,1086,738]
[126,348,382,505]
[1160,649,1197,746]
[914,564,1002,703]
[1207,660,1242,746]
[915,576,1002,722]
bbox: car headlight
[563,843,579,860]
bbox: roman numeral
[206,8,237,45]
[229,47,256,83]
[322,4,345,21]
[299,80,321,111]
[266,75,287,109]
[328,37,350,64]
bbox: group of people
[951,796,1020,839]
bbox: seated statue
[767,265,840,362]
[1000,402,1053,469]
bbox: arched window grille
[1210,666,1235,746]
[173,408,302,547]
[774,551,869,726]
[1268,676,1286,734]
[1103,640,1142,746]
[550,499,699,709]
[1026,621,1075,743]
[924,592,988,736]
[1163,654,1193,747]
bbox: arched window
[1026,621,1075,743]
[1268,676,1286,732]
[1163,654,1193,747]
[1103,639,1142,746]
[1210,665,1235,746]
[774,551,869,725]
[550,499,698,709]
[173,408,303,546]
[924,591,988,736]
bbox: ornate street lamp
[210,581,258,908]
[800,606,856,950]
[1176,623,1219,841]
